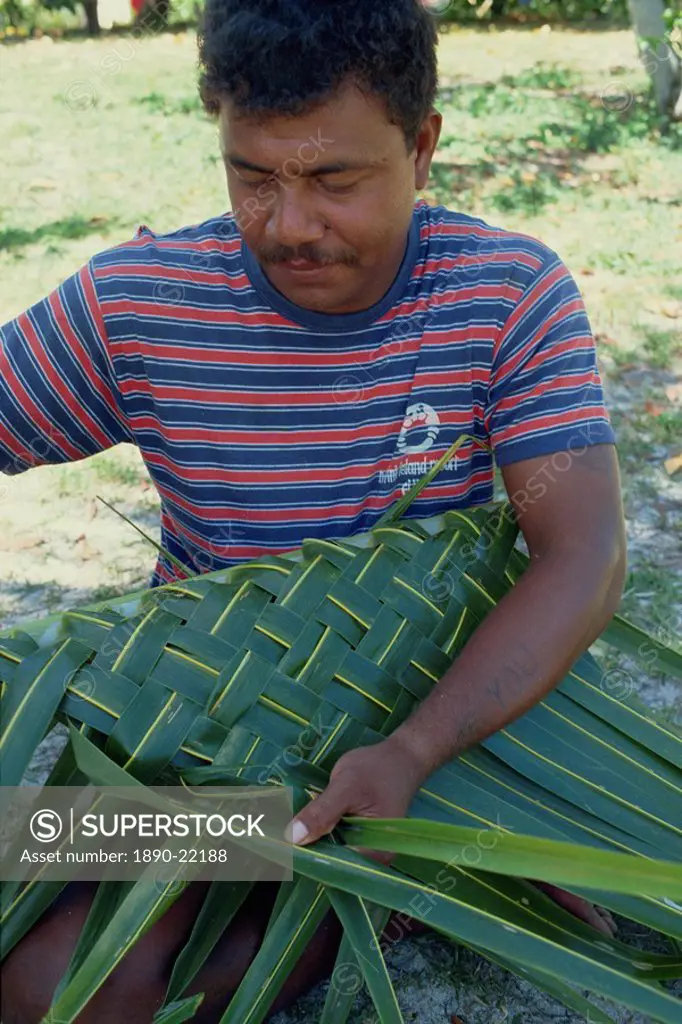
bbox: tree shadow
[431,72,681,214]
[0,214,121,253]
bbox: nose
[265,186,326,252]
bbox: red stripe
[147,450,400,485]
[156,481,400,523]
[111,327,491,366]
[125,233,241,254]
[375,283,520,325]
[493,264,567,359]
[414,369,488,389]
[429,222,545,263]
[119,371,487,405]
[431,223,515,239]
[423,326,492,345]
[128,416,406,445]
[56,270,123,425]
[129,416,486,446]
[17,307,113,451]
[143,437,483,486]
[492,405,609,444]
[0,325,83,461]
[495,298,586,381]
[96,263,242,287]
[81,265,116,371]
[434,283,523,308]
[493,369,598,416]
[520,334,593,373]
[433,251,540,273]
[102,299,293,328]
[155,560,188,584]
[109,335,424,367]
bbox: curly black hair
[197,0,439,152]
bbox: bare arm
[385,443,627,781]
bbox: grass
[89,449,150,488]
[639,327,682,370]
[0,21,680,659]
[1,24,680,348]
[620,559,682,625]
[431,79,680,316]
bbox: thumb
[285,779,352,846]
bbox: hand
[284,737,425,866]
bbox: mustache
[260,247,359,266]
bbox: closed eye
[237,174,275,189]
[231,164,358,194]
[320,179,357,194]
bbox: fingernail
[286,820,310,844]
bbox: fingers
[533,882,618,937]
[285,777,352,846]
[595,906,618,936]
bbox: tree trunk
[82,0,100,36]
[627,0,682,118]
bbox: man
[0,1,626,1021]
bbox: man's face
[218,81,441,315]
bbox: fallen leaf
[644,400,667,416]
[2,534,46,552]
[661,302,682,319]
[665,383,682,403]
[75,534,100,560]
[579,267,595,276]
[451,1015,465,1024]
[664,453,682,476]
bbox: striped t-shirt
[0,199,615,586]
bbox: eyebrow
[226,155,378,176]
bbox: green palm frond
[1,437,681,1024]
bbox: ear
[414,109,442,190]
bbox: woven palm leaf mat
[2,468,682,1024]
[1,502,521,790]
[2,491,680,890]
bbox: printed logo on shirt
[396,402,441,455]
[378,453,460,492]
[381,402,461,492]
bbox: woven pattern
[0,504,519,788]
